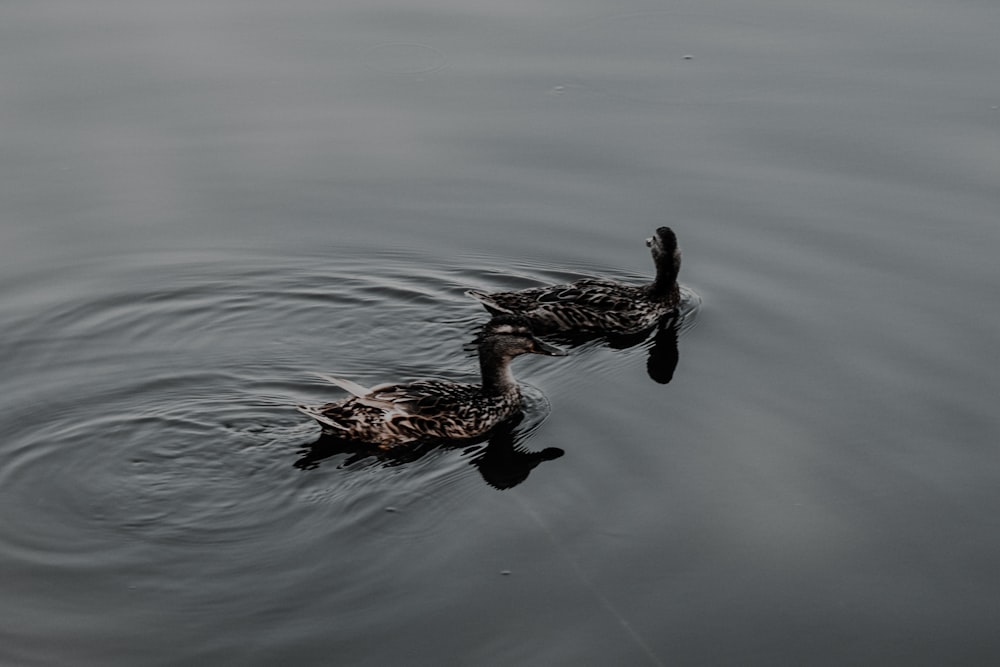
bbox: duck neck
[650,260,680,301]
[480,349,517,396]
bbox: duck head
[646,226,680,266]
[646,226,681,284]
[480,316,566,358]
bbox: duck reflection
[293,413,563,490]
[465,416,564,490]
[461,312,684,385]
[546,314,682,385]
[645,316,681,385]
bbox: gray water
[2,1,999,665]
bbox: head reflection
[538,313,683,385]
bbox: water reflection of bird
[466,227,682,336]
[645,316,681,385]
[297,317,565,448]
[467,420,564,490]
[293,413,563,491]
[505,311,683,386]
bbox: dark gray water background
[2,1,998,665]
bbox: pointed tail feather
[312,373,371,397]
[464,289,512,314]
[297,404,349,431]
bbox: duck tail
[464,289,512,315]
[297,404,349,431]
[312,373,371,397]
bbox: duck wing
[532,279,639,312]
[363,380,482,416]
[469,279,625,312]
[372,380,517,442]
[310,375,475,414]
[478,278,670,334]
[300,377,515,444]
[487,278,641,313]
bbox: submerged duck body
[297,317,564,447]
[466,227,682,335]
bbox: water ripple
[1,245,612,572]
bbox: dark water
[2,1,999,665]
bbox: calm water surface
[2,0,999,665]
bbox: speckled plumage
[298,317,564,447]
[466,227,682,335]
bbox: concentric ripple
[0,242,701,663]
[0,244,702,635]
[0,246,596,569]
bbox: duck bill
[533,338,567,356]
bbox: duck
[466,227,683,335]
[297,316,565,448]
